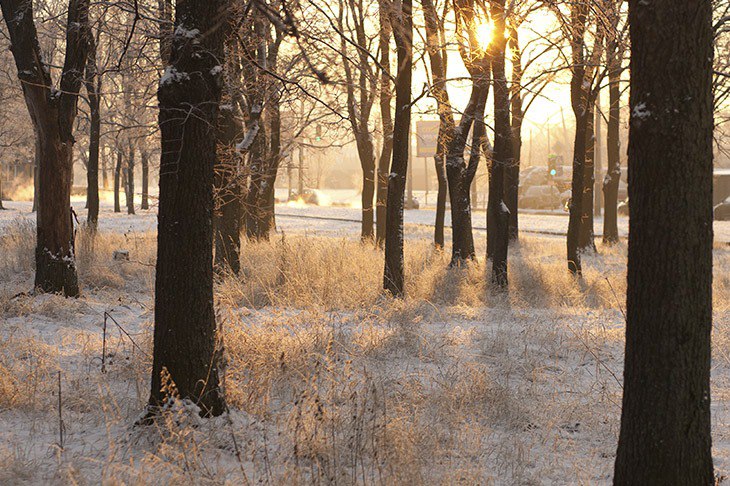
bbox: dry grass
[0,216,729,484]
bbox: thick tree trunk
[488,0,511,287]
[566,110,589,274]
[614,0,714,482]
[149,0,228,418]
[114,149,122,213]
[383,0,412,296]
[141,149,149,210]
[1,0,90,296]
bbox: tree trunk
[375,0,392,247]
[214,103,244,274]
[1,0,90,297]
[614,1,714,482]
[126,141,135,215]
[149,0,228,418]
[488,0,511,287]
[141,149,149,210]
[507,27,523,243]
[84,35,101,229]
[383,0,412,296]
[422,0,453,250]
[114,149,122,213]
[578,104,596,252]
[602,1,622,245]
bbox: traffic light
[315,124,322,142]
[548,154,558,180]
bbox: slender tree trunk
[578,104,596,251]
[422,0,453,250]
[507,27,523,243]
[84,36,101,229]
[383,0,412,296]
[126,141,135,215]
[375,0,392,247]
[114,149,122,213]
[602,1,622,245]
[101,143,109,189]
[141,149,149,210]
[214,103,243,274]
[149,0,228,418]
[488,0,511,287]
[614,1,714,482]
[261,91,282,236]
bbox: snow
[159,66,190,86]
[631,102,651,120]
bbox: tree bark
[126,140,135,215]
[114,149,122,213]
[602,0,622,245]
[614,1,714,483]
[383,0,412,296]
[141,149,150,210]
[1,0,90,296]
[422,0,453,250]
[578,103,596,251]
[375,0,393,247]
[507,27,523,243]
[84,33,101,229]
[149,0,228,417]
[488,0,511,287]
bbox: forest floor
[1,200,729,484]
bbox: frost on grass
[0,213,729,484]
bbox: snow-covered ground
[2,198,730,243]
[1,196,729,484]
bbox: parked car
[519,185,562,210]
[715,197,730,221]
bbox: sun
[475,21,494,49]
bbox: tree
[445,0,490,265]
[84,30,101,229]
[601,0,624,245]
[1,0,91,297]
[487,0,511,287]
[613,0,714,482]
[375,0,393,246]
[383,0,412,296]
[422,0,454,250]
[148,0,229,417]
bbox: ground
[0,197,729,484]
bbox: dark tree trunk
[214,103,244,274]
[126,141,135,215]
[141,149,150,210]
[101,142,109,189]
[422,0,453,250]
[383,0,412,296]
[149,0,228,418]
[447,81,486,265]
[114,149,122,213]
[375,0,392,247]
[487,0,511,287]
[578,104,596,251]
[261,90,282,237]
[1,0,90,297]
[506,27,523,243]
[566,1,591,275]
[602,0,622,245]
[244,120,269,240]
[614,0,714,482]
[84,34,101,229]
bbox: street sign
[416,120,440,158]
